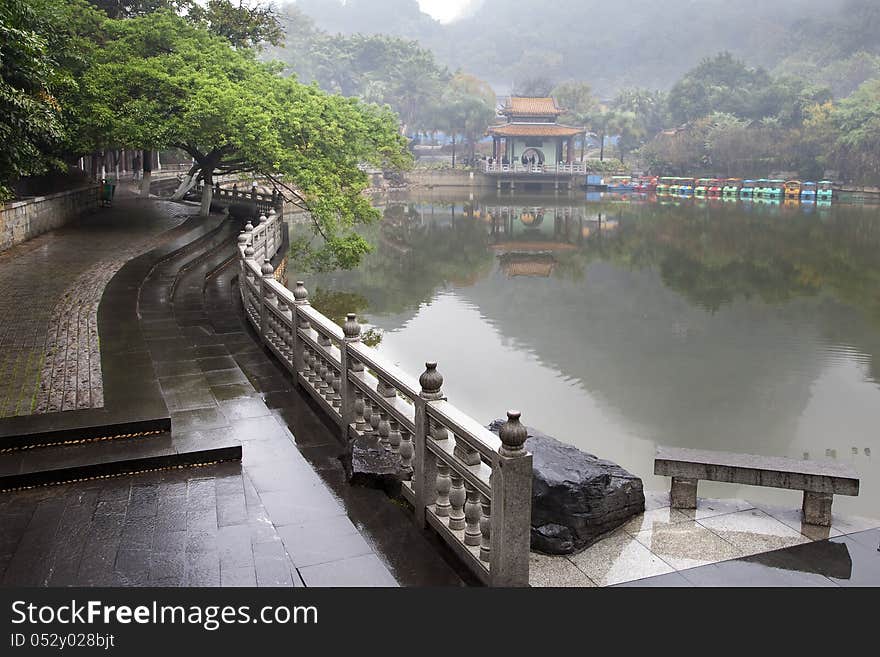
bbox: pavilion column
[567,137,574,164]
[492,137,498,160]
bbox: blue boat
[801,182,817,203]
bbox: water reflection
[298,191,880,517]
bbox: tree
[513,76,556,97]
[832,78,880,183]
[0,0,104,200]
[552,81,598,159]
[433,73,496,167]
[85,10,409,269]
[189,0,284,49]
[612,88,669,138]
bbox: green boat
[817,180,833,201]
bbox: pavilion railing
[237,210,533,587]
[483,161,590,175]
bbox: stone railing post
[413,362,444,528]
[489,410,532,587]
[291,281,309,382]
[340,312,361,441]
[237,231,249,298]
[259,259,275,344]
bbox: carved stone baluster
[331,371,342,410]
[377,410,390,450]
[464,482,482,546]
[362,396,374,438]
[388,417,401,455]
[431,419,448,442]
[435,462,451,517]
[354,392,367,431]
[369,399,381,440]
[479,494,491,562]
[399,428,413,480]
[449,473,466,531]
[317,358,329,395]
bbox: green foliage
[0,0,103,199]
[82,10,408,270]
[264,10,449,132]
[189,0,284,49]
[832,79,880,183]
[430,73,496,165]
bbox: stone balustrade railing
[193,181,283,216]
[483,161,590,175]
[237,210,533,586]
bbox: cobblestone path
[0,197,193,418]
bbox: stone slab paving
[529,490,880,587]
[0,193,193,418]
[0,462,303,586]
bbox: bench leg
[670,477,698,509]
[802,492,833,527]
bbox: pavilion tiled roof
[487,123,583,138]
[504,97,563,116]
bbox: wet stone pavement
[0,194,192,418]
[0,197,468,587]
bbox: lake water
[296,190,880,518]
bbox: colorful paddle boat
[740,180,756,198]
[817,180,833,201]
[784,180,802,200]
[694,178,712,197]
[722,178,742,197]
[708,179,723,196]
[767,180,785,199]
[800,181,817,202]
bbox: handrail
[236,209,533,586]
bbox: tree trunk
[171,164,201,200]
[599,134,605,162]
[451,135,456,169]
[140,149,152,196]
[200,172,213,216]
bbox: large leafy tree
[0,0,103,200]
[85,10,409,269]
[832,78,880,183]
[432,73,496,166]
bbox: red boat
[708,179,723,196]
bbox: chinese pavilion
[488,97,584,166]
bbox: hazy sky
[417,0,475,23]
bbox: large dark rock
[489,420,645,555]
[340,435,401,495]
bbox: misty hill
[291,0,877,96]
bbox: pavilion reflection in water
[483,204,620,278]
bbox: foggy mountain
[291,0,874,95]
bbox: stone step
[0,432,240,492]
[0,415,170,453]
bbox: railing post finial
[343,313,361,342]
[260,259,274,277]
[237,230,249,246]
[244,244,255,259]
[419,362,443,401]
[499,410,528,457]
[292,281,309,305]
[245,220,254,233]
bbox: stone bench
[654,446,859,527]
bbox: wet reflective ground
[299,191,880,519]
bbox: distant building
[488,97,584,165]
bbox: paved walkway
[0,197,466,587]
[530,492,880,587]
[0,186,190,418]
